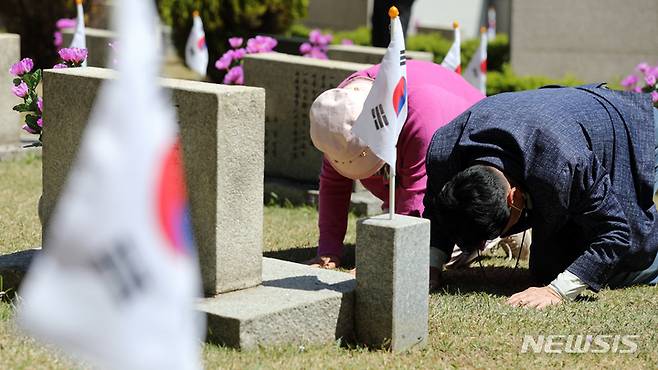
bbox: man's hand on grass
[507,286,563,309]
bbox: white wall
[410,0,485,39]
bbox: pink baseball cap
[309,78,384,180]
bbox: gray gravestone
[327,44,434,65]
[40,67,265,296]
[243,52,370,183]
[0,33,21,145]
[355,214,430,352]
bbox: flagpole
[388,5,399,221]
[389,165,395,219]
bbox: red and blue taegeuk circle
[392,76,407,116]
[157,141,194,255]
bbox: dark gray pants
[654,107,657,193]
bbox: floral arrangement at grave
[214,36,277,85]
[621,62,658,107]
[9,48,88,147]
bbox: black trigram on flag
[371,104,389,130]
[400,50,406,66]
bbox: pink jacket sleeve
[317,157,353,257]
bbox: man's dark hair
[434,165,510,252]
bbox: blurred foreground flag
[70,0,87,66]
[17,0,205,369]
[464,27,487,94]
[185,11,209,77]
[441,21,461,74]
[351,6,408,168]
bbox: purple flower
[11,82,28,98]
[651,91,658,103]
[620,74,638,89]
[246,36,277,53]
[648,66,658,79]
[9,58,34,76]
[299,42,312,54]
[53,63,68,69]
[56,18,76,29]
[37,117,43,128]
[309,29,322,44]
[635,62,650,74]
[341,39,354,45]
[318,33,333,46]
[214,50,234,70]
[223,65,244,85]
[54,31,63,48]
[22,124,38,134]
[645,74,656,87]
[58,47,88,65]
[305,47,328,60]
[633,86,643,93]
[37,97,43,113]
[229,37,243,49]
[232,48,246,60]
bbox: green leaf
[13,78,21,85]
[33,69,42,84]
[24,114,40,132]
[12,103,30,112]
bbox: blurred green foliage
[157,0,308,81]
[487,64,583,95]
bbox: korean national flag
[185,11,209,77]
[351,8,408,169]
[17,0,204,369]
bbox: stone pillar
[0,33,21,145]
[355,214,430,352]
[41,67,265,296]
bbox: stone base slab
[198,257,356,350]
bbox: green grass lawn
[1,155,657,369]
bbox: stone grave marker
[355,214,430,352]
[40,67,265,296]
[0,33,21,146]
[243,52,370,183]
[327,44,434,65]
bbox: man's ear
[506,187,515,206]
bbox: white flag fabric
[487,6,497,40]
[185,12,209,77]
[464,29,487,94]
[441,21,461,74]
[70,0,87,67]
[351,10,408,169]
[17,0,205,369]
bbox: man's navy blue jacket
[424,84,658,290]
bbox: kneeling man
[424,83,658,309]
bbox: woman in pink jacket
[307,60,484,269]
